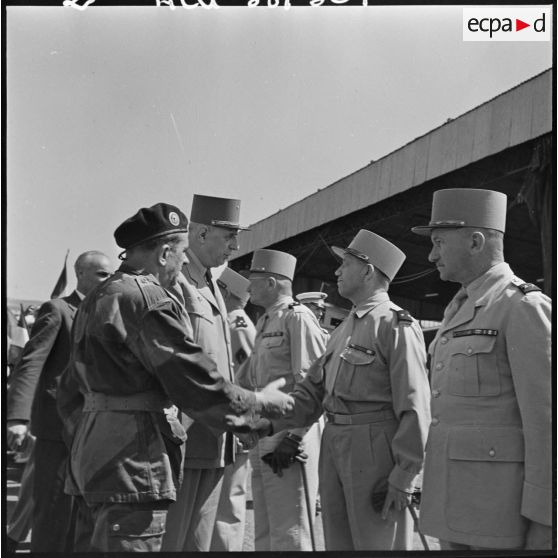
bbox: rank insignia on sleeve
[234,315,248,329]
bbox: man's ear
[363,263,375,280]
[470,231,486,254]
[158,244,171,266]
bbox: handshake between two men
[225,377,307,477]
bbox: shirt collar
[267,295,293,314]
[117,263,160,285]
[353,291,390,318]
[463,262,512,301]
[75,290,85,301]
[186,247,208,276]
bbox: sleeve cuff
[388,464,419,493]
[522,480,552,526]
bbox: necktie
[205,269,215,295]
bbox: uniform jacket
[273,292,431,493]
[7,291,81,441]
[56,264,260,505]
[240,296,327,443]
[173,249,236,469]
[419,262,552,548]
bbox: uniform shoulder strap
[395,308,414,325]
[510,276,542,295]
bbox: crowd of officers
[6,188,552,552]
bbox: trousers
[31,438,77,552]
[161,467,225,551]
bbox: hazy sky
[6,4,552,300]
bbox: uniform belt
[325,409,395,425]
[83,391,171,412]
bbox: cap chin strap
[345,247,369,262]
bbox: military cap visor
[190,194,251,231]
[331,245,370,263]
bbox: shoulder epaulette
[396,309,414,325]
[510,276,542,295]
[288,301,302,310]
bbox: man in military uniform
[240,249,327,551]
[210,267,256,551]
[296,291,328,326]
[56,203,293,552]
[241,230,431,550]
[411,188,552,550]
[162,194,251,551]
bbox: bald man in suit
[7,251,112,552]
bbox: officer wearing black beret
[57,202,293,552]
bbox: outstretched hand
[255,378,294,418]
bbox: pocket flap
[184,296,214,324]
[340,344,375,366]
[450,335,496,356]
[448,427,524,462]
[262,333,285,348]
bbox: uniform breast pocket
[335,344,377,395]
[448,336,500,396]
[262,335,285,350]
[184,297,214,339]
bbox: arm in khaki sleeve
[284,310,327,439]
[506,294,552,527]
[272,351,328,434]
[385,321,431,493]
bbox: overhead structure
[231,69,553,321]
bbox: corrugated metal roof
[233,69,552,259]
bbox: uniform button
[467,347,473,355]
[431,417,439,426]
[432,389,440,398]
[435,362,443,371]
[440,336,448,344]
[488,449,496,457]
[112,524,120,532]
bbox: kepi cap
[296,292,327,308]
[114,203,189,250]
[332,229,405,282]
[216,267,250,305]
[411,188,507,236]
[190,194,250,231]
[250,249,296,281]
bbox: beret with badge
[114,202,189,252]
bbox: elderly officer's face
[247,274,269,308]
[163,234,189,288]
[203,227,239,268]
[335,254,368,302]
[428,228,471,284]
